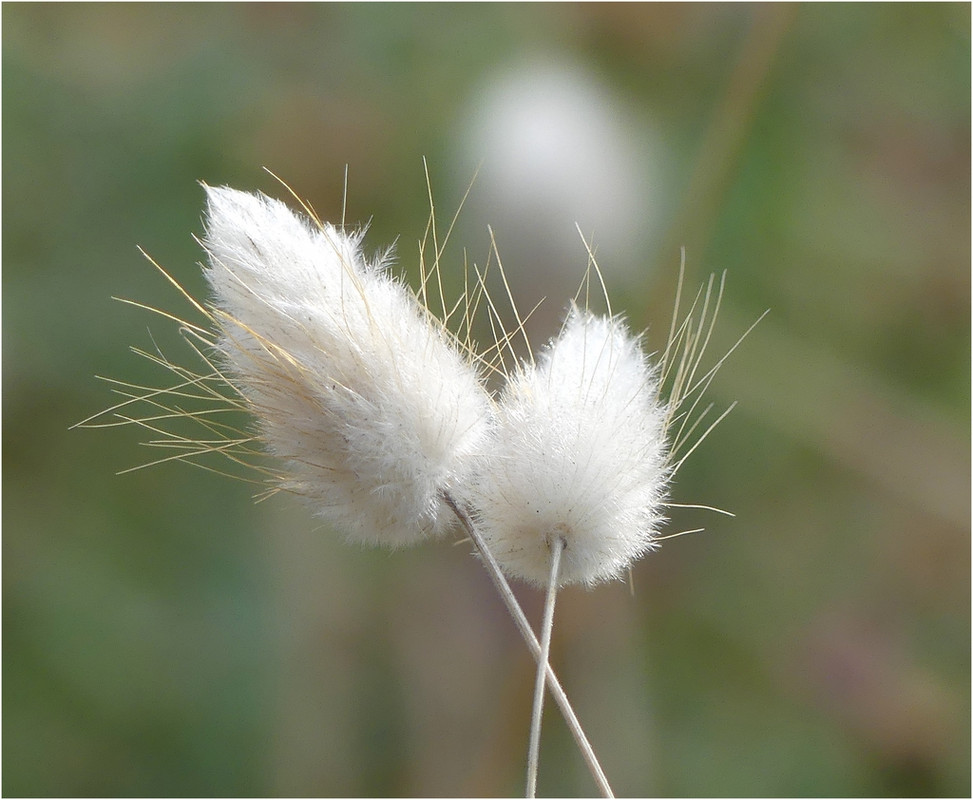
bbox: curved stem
[443,492,614,798]
[525,536,564,797]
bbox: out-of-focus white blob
[455,59,665,334]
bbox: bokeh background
[3,4,969,797]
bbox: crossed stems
[442,492,614,798]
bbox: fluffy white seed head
[202,186,493,547]
[470,306,669,587]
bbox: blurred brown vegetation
[3,4,969,796]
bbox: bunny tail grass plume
[201,185,492,546]
[472,305,669,588]
[471,302,668,796]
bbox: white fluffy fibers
[201,186,492,547]
[471,306,669,586]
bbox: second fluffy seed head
[470,307,670,587]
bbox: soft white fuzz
[202,186,492,547]
[471,306,669,587]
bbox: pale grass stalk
[525,535,565,798]
[442,493,614,798]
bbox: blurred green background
[3,3,969,797]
